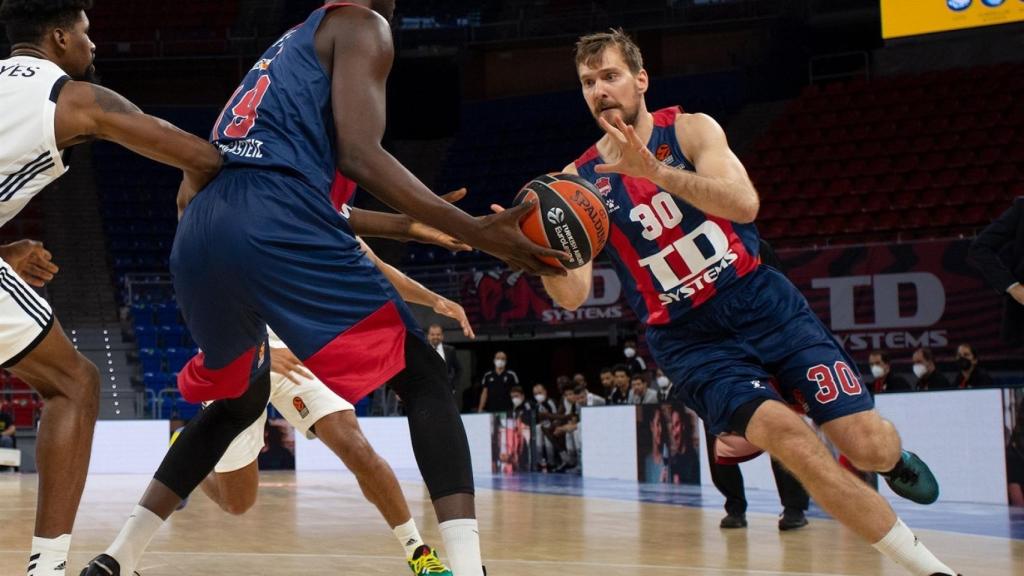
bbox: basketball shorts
[214,327,354,473]
[170,168,421,405]
[0,257,54,367]
[647,265,874,436]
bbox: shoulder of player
[674,112,726,161]
[319,5,391,45]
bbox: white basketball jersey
[0,56,71,228]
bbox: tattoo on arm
[90,85,142,114]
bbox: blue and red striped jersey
[573,106,761,326]
[211,2,362,198]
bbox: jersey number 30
[224,75,272,139]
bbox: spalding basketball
[514,173,609,269]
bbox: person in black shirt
[968,196,1024,347]
[954,343,993,389]
[622,339,646,375]
[868,352,913,393]
[478,351,519,413]
[598,367,614,399]
[912,348,951,391]
[608,364,631,404]
[0,408,14,449]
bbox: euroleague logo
[947,0,971,9]
[547,207,565,225]
[293,396,309,418]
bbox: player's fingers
[490,203,506,214]
[294,365,314,380]
[33,258,59,274]
[598,117,627,143]
[501,199,535,220]
[441,188,467,204]
[21,273,45,288]
[28,266,54,282]
[593,162,619,174]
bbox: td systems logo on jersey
[811,273,948,351]
[638,220,739,304]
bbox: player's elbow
[733,195,760,224]
[336,143,384,183]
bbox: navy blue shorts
[170,168,420,403]
[647,265,873,436]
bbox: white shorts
[214,333,354,473]
[0,257,54,367]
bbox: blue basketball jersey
[210,2,360,195]
[574,106,762,326]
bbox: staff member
[969,197,1024,347]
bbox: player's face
[577,47,648,128]
[61,11,97,82]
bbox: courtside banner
[779,238,1013,360]
[881,0,1024,39]
[459,238,1011,359]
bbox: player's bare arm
[537,163,595,310]
[596,113,759,223]
[348,188,471,252]
[356,239,475,338]
[317,7,568,276]
[54,82,222,186]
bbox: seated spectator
[574,383,606,407]
[654,368,673,401]
[598,367,614,399]
[954,343,993,389]
[532,384,559,471]
[608,364,631,404]
[509,386,528,419]
[628,372,659,405]
[551,382,582,473]
[912,348,952,391]
[868,351,912,393]
[0,407,13,449]
[622,339,647,375]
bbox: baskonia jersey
[574,106,761,326]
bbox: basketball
[514,173,609,269]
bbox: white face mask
[656,376,671,389]
[624,347,636,358]
[912,363,928,378]
[511,396,524,408]
[870,365,886,379]
[534,394,547,403]
[494,359,506,370]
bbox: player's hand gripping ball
[514,173,609,269]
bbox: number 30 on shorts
[806,361,862,404]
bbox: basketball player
[196,237,473,576]
[0,1,223,574]
[530,29,959,576]
[80,2,564,575]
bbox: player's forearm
[347,208,414,240]
[373,253,439,308]
[650,164,759,223]
[339,147,482,243]
[541,265,591,311]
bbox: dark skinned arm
[318,7,566,275]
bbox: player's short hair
[612,364,629,376]
[0,0,92,45]
[869,351,891,365]
[574,28,643,75]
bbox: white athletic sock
[28,534,71,576]
[393,518,425,558]
[872,518,956,576]
[105,505,165,573]
[438,519,483,576]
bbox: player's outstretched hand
[594,116,660,180]
[0,239,59,287]
[477,201,569,276]
[269,346,314,385]
[432,297,475,339]
[407,188,472,252]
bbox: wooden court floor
[2,471,1022,575]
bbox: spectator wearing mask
[968,196,1024,347]
[552,382,582,473]
[629,372,659,405]
[479,351,519,413]
[622,339,646,375]
[608,365,632,405]
[427,324,462,395]
[954,343,993,389]
[532,384,559,471]
[868,351,912,393]
[912,348,951,391]
[654,368,673,401]
[598,367,614,399]
[509,386,528,419]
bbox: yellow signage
[881,0,1024,39]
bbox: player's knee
[65,355,101,418]
[220,491,256,515]
[842,432,900,472]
